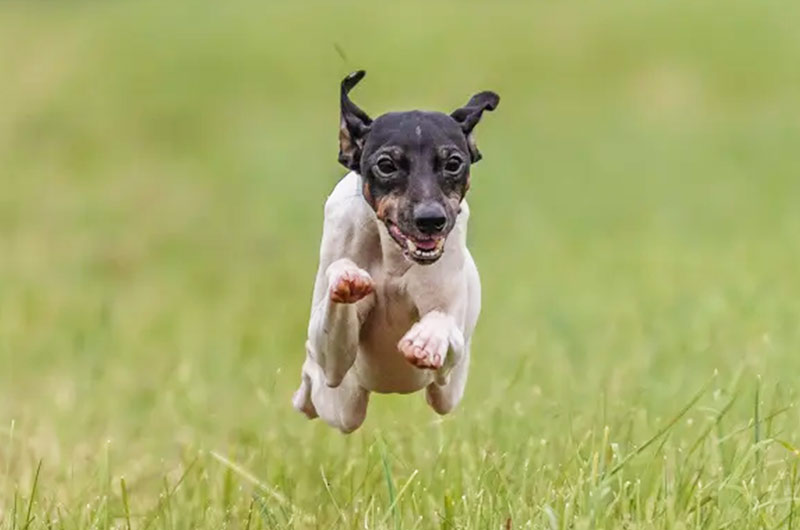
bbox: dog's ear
[451,91,500,163]
[338,70,372,171]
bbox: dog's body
[292,72,498,433]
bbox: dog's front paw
[398,312,454,370]
[327,259,374,304]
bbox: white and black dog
[292,71,499,433]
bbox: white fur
[292,172,481,433]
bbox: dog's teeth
[406,239,417,253]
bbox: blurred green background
[2,1,800,528]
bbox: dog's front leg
[397,311,466,386]
[307,258,373,387]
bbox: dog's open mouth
[386,222,445,263]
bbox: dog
[292,71,499,433]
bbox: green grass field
[2,1,800,528]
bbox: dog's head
[338,70,499,265]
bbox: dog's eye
[375,157,398,178]
[444,156,464,174]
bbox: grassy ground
[2,1,800,528]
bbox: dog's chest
[363,273,417,343]
[354,273,432,392]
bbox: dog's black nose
[413,203,447,235]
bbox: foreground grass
[2,1,800,528]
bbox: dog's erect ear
[338,70,373,171]
[450,91,500,163]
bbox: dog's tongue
[415,238,439,250]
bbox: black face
[338,71,499,264]
[359,112,471,263]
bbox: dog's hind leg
[425,340,471,415]
[292,359,318,419]
[424,253,480,415]
[297,358,370,434]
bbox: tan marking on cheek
[446,196,461,213]
[440,195,458,217]
[362,181,375,208]
[375,196,398,221]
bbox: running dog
[292,71,499,433]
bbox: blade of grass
[141,456,198,530]
[5,420,14,485]
[379,469,419,527]
[22,460,42,530]
[161,476,174,530]
[252,492,281,528]
[755,376,762,494]
[441,492,455,530]
[718,406,793,445]
[606,373,715,478]
[379,438,398,530]
[320,465,347,526]
[695,401,738,464]
[790,458,797,530]
[210,451,311,523]
[104,442,111,530]
[120,478,132,530]
[12,488,18,530]
[244,497,254,530]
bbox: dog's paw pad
[329,266,374,304]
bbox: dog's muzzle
[386,221,446,264]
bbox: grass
[2,0,800,528]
